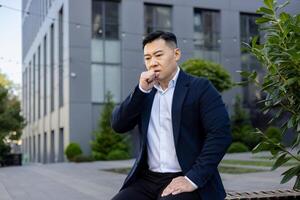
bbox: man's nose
[149,58,158,68]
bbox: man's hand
[139,70,159,91]
[161,176,197,197]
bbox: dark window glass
[240,13,264,107]
[194,9,221,63]
[144,4,172,34]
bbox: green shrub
[231,95,261,150]
[265,126,282,143]
[65,142,83,161]
[233,125,261,150]
[73,155,94,163]
[91,151,106,160]
[0,140,10,163]
[259,126,282,151]
[90,92,131,160]
[181,59,233,92]
[106,149,130,160]
[227,142,249,153]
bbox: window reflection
[144,4,172,34]
[193,9,221,63]
[240,13,264,107]
[91,0,121,103]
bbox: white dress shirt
[139,67,197,188]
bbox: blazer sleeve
[185,79,232,188]
[111,85,149,133]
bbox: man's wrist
[139,84,152,93]
[184,176,198,189]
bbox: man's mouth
[154,70,160,79]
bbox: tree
[90,92,130,160]
[0,72,25,163]
[0,72,13,89]
[241,0,300,189]
[181,59,233,92]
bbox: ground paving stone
[0,153,296,200]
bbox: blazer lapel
[172,70,190,147]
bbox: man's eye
[145,57,150,61]
[156,54,162,57]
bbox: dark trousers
[111,169,201,200]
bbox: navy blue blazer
[111,70,232,200]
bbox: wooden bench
[226,189,300,200]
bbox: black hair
[142,31,177,49]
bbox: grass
[221,159,297,167]
[103,167,131,174]
[218,166,266,174]
[221,159,274,167]
[251,156,273,160]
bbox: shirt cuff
[139,84,152,93]
[184,176,198,189]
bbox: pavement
[0,152,297,200]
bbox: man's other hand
[161,176,197,197]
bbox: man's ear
[174,48,181,61]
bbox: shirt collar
[154,66,180,92]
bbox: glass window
[29,62,31,122]
[92,1,119,40]
[59,7,64,107]
[50,24,54,112]
[105,2,119,39]
[240,13,263,107]
[91,64,104,102]
[38,46,41,118]
[92,1,103,39]
[91,39,104,62]
[193,9,221,63]
[104,40,120,63]
[43,35,47,116]
[33,54,36,121]
[105,65,121,102]
[144,4,172,34]
[91,0,121,103]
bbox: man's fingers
[161,186,173,197]
[172,189,182,195]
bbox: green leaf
[281,166,300,184]
[272,153,290,170]
[293,176,300,190]
[262,81,278,90]
[279,12,291,22]
[292,133,300,149]
[237,70,252,78]
[248,71,257,80]
[256,17,272,24]
[270,146,280,156]
[285,78,297,86]
[252,142,268,153]
[287,118,294,129]
[257,7,274,15]
[264,0,274,9]
[251,36,259,47]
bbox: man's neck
[158,68,178,91]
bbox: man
[111,31,232,200]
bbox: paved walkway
[0,153,296,200]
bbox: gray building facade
[21,0,300,163]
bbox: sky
[0,0,21,87]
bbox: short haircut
[143,31,177,49]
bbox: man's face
[143,39,181,82]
